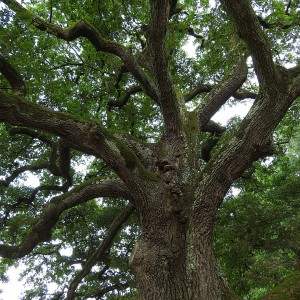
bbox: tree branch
[5,126,73,187]
[256,15,300,29]
[0,178,132,259]
[0,162,49,187]
[285,0,292,15]
[66,204,135,300]
[0,92,145,178]
[88,282,131,299]
[8,127,53,146]
[0,53,26,95]
[185,84,257,103]
[2,0,159,103]
[148,0,183,138]
[184,84,212,103]
[187,27,204,39]
[233,89,257,100]
[0,92,159,201]
[108,85,143,108]
[202,121,226,135]
[197,40,248,130]
[288,65,300,99]
[221,0,280,89]
[2,184,72,223]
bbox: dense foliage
[216,128,300,299]
[0,0,300,299]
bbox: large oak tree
[0,0,300,299]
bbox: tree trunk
[129,190,239,300]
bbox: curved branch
[0,92,158,196]
[2,184,71,222]
[6,126,73,186]
[88,282,130,299]
[0,53,26,95]
[0,162,49,187]
[108,85,143,108]
[0,92,123,169]
[0,178,132,259]
[185,84,256,103]
[66,204,135,300]
[2,0,159,102]
[221,0,279,89]
[187,27,204,39]
[233,89,257,100]
[197,40,248,130]
[202,121,226,135]
[184,84,212,103]
[8,127,53,146]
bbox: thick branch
[288,65,300,99]
[185,84,256,103]
[0,53,26,95]
[221,0,279,88]
[8,127,53,146]
[184,84,212,102]
[66,204,135,300]
[201,137,219,162]
[0,92,98,152]
[0,92,158,198]
[0,178,132,259]
[194,89,294,228]
[2,0,159,102]
[202,121,226,135]
[148,0,182,138]
[197,42,248,130]
[0,93,127,172]
[233,89,257,100]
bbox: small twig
[285,0,292,15]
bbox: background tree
[0,0,300,299]
[216,124,300,299]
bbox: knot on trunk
[155,160,176,172]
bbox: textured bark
[128,182,240,300]
[1,0,300,299]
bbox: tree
[216,127,300,298]
[0,0,300,299]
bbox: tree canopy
[0,0,300,299]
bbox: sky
[0,267,27,300]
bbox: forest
[0,0,300,299]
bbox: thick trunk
[129,191,239,300]
[187,213,238,300]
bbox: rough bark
[1,0,300,299]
